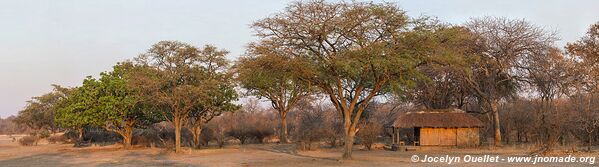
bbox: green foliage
[55,62,160,133]
[55,76,105,129]
[98,62,160,130]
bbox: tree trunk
[174,116,182,153]
[123,125,133,149]
[491,101,502,147]
[78,128,84,141]
[280,112,288,143]
[589,133,592,152]
[191,122,202,149]
[342,130,355,160]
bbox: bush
[47,135,67,144]
[18,136,38,146]
[226,109,276,144]
[83,128,121,144]
[134,121,195,149]
[200,127,213,147]
[294,109,328,150]
[357,121,383,150]
[39,130,51,139]
[133,128,161,148]
[207,117,229,148]
[63,129,80,142]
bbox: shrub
[226,109,276,144]
[208,117,229,148]
[200,127,213,147]
[133,128,159,147]
[63,129,80,141]
[39,130,51,139]
[294,109,328,150]
[18,136,38,146]
[47,135,67,144]
[357,121,383,150]
[84,128,121,145]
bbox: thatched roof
[392,108,484,128]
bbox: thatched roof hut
[392,108,485,128]
[390,108,484,147]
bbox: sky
[0,0,598,118]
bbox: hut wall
[420,128,457,146]
[420,128,480,146]
[456,128,480,147]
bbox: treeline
[0,116,28,135]
[6,1,599,159]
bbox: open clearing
[0,135,596,167]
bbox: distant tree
[0,116,28,135]
[463,17,557,146]
[566,22,599,151]
[567,22,599,93]
[236,50,311,143]
[524,47,577,150]
[15,84,71,134]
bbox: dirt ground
[0,135,597,167]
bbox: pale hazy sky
[1,0,598,118]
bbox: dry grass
[0,135,596,167]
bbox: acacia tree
[16,84,71,134]
[186,45,239,149]
[407,26,479,109]
[132,41,230,153]
[462,17,557,146]
[252,1,466,159]
[236,49,311,143]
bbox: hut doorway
[414,127,420,145]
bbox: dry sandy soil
[0,135,597,167]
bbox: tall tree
[186,45,239,149]
[235,48,311,143]
[463,17,557,146]
[252,1,465,159]
[132,41,231,153]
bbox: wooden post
[392,127,396,144]
[396,128,400,145]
